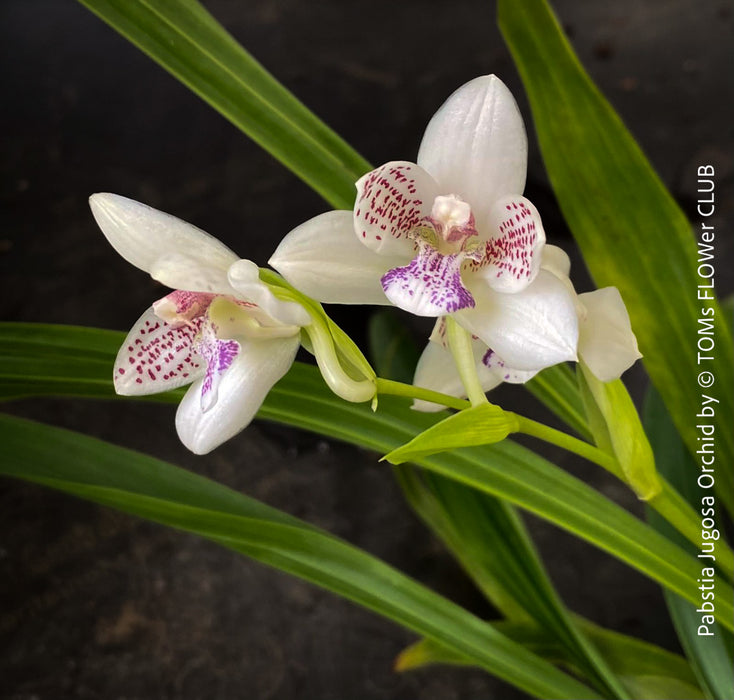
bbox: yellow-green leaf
[382,404,519,465]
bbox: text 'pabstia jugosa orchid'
[90,193,311,455]
[269,75,579,377]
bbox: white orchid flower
[90,193,310,455]
[270,75,578,374]
[413,245,642,411]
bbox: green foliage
[2,323,733,632]
[0,413,599,700]
[498,0,734,514]
[78,0,370,209]
[396,619,705,700]
[644,388,734,700]
[383,404,519,464]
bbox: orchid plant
[3,1,733,699]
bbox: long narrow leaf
[526,364,591,441]
[644,388,734,700]
[0,414,598,700]
[369,311,628,698]
[77,0,370,209]
[498,0,734,513]
[1,323,733,630]
[397,618,704,700]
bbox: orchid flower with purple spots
[412,246,642,411]
[90,193,310,455]
[270,75,578,375]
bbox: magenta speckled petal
[381,245,474,317]
[473,196,546,293]
[192,319,241,412]
[354,161,439,257]
[481,347,538,384]
[113,307,205,395]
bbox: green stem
[376,378,470,411]
[514,414,734,576]
[446,317,488,407]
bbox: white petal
[481,348,538,384]
[537,244,586,317]
[472,195,546,293]
[227,259,311,327]
[412,338,501,412]
[113,307,205,395]
[416,75,527,222]
[578,287,642,382]
[456,270,579,372]
[541,244,571,279]
[90,193,239,279]
[354,161,438,257]
[269,210,404,305]
[150,252,236,295]
[381,246,474,317]
[191,318,241,412]
[175,335,300,454]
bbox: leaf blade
[0,414,599,700]
[2,322,733,630]
[77,0,370,209]
[498,0,734,512]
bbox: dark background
[1,1,732,698]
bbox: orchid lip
[381,243,476,317]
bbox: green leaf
[498,0,734,514]
[397,618,705,700]
[369,313,629,699]
[394,468,631,699]
[0,414,600,700]
[383,404,519,464]
[2,322,733,631]
[526,364,592,441]
[77,0,370,209]
[644,388,734,700]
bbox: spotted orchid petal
[480,347,538,384]
[411,335,502,412]
[381,244,475,317]
[191,317,241,412]
[473,196,546,293]
[354,161,439,257]
[113,306,206,395]
[416,75,527,222]
[175,334,300,455]
[578,287,642,382]
[456,270,578,372]
[89,193,238,280]
[270,210,404,305]
[228,259,311,328]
